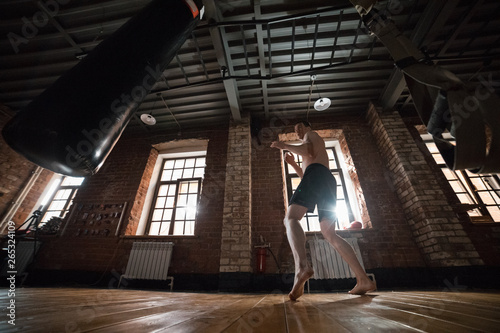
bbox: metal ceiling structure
[1,0,499,134]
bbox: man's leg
[284,204,314,301]
[320,219,376,295]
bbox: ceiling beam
[204,0,242,122]
[37,1,84,54]
[378,0,459,111]
[254,0,270,119]
[435,0,483,58]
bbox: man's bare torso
[301,131,329,172]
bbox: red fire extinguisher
[256,247,267,273]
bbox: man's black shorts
[289,163,337,221]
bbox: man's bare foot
[348,278,376,295]
[289,267,314,301]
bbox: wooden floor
[1,288,500,332]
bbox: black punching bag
[2,0,203,176]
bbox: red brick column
[219,117,252,273]
[366,102,483,267]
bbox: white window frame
[27,175,84,229]
[146,156,205,236]
[136,140,208,235]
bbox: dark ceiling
[1,0,499,134]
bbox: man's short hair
[296,120,311,128]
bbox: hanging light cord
[315,82,322,99]
[306,76,316,121]
[160,94,181,129]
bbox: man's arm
[270,134,313,158]
[284,152,304,178]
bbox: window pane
[186,206,197,219]
[468,209,482,217]
[299,219,308,231]
[61,177,84,186]
[457,193,474,204]
[183,168,194,178]
[194,168,204,178]
[175,208,186,220]
[180,182,190,194]
[164,209,173,221]
[149,222,160,235]
[441,168,456,180]
[173,222,185,235]
[479,192,497,205]
[155,197,166,208]
[327,150,338,169]
[152,209,164,221]
[164,160,175,169]
[159,222,171,235]
[195,157,206,167]
[433,152,445,164]
[161,169,173,181]
[172,169,183,180]
[425,142,439,154]
[174,159,185,168]
[54,189,71,200]
[177,194,188,206]
[168,185,177,196]
[329,159,338,170]
[48,200,66,211]
[449,180,466,193]
[165,197,175,208]
[190,182,199,193]
[184,221,195,235]
[336,186,345,199]
[469,177,488,191]
[185,158,195,168]
[308,217,320,231]
[43,211,61,221]
[487,206,500,222]
[187,194,197,207]
[158,185,169,196]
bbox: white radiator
[118,242,174,290]
[308,238,375,281]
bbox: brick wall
[366,102,483,267]
[219,117,253,273]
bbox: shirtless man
[271,121,376,300]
